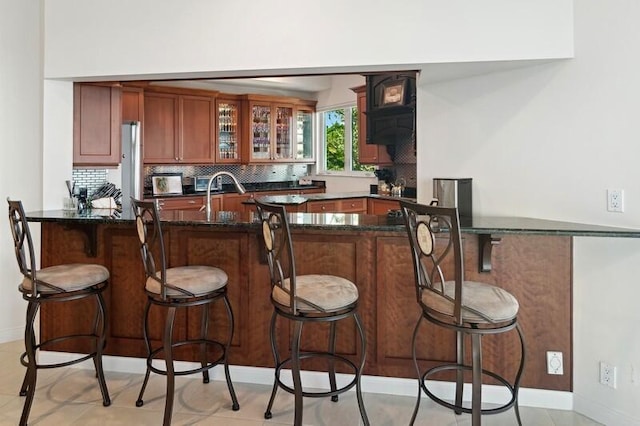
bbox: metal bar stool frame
[255,200,369,426]
[399,200,526,426]
[131,198,239,426]
[7,199,111,426]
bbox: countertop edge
[24,210,640,238]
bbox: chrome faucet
[206,171,246,220]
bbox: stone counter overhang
[26,208,640,273]
[25,209,640,238]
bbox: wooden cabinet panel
[154,196,202,211]
[306,200,340,213]
[122,87,143,123]
[73,83,121,166]
[144,92,215,164]
[171,229,251,364]
[340,198,367,213]
[367,198,400,215]
[180,95,215,163]
[153,195,221,212]
[143,93,179,163]
[352,85,392,165]
[306,198,366,213]
[223,192,254,213]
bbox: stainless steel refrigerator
[121,121,142,215]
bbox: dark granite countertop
[247,191,416,205]
[145,180,326,199]
[25,209,640,237]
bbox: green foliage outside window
[324,108,375,172]
[326,110,345,171]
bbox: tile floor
[0,340,602,425]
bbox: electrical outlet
[547,351,563,375]
[600,361,617,388]
[607,189,624,212]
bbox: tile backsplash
[143,164,310,189]
[71,169,108,196]
[73,164,311,197]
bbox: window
[318,105,374,175]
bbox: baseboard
[39,350,574,411]
[574,393,640,426]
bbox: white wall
[416,2,640,424]
[0,0,43,341]
[43,0,573,80]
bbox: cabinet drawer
[339,198,367,213]
[155,196,203,211]
[306,200,339,213]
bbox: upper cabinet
[121,87,143,123]
[351,85,392,165]
[244,95,316,163]
[73,83,121,167]
[143,90,215,164]
[216,97,242,163]
[295,106,314,162]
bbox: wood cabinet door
[73,84,121,166]
[367,198,400,215]
[122,87,143,123]
[223,192,254,213]
[143,93,179,163]
[354,86,393,165]
[180,95,215,163]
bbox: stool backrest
[131,198,171,300]
[7,199,39,295]
[399,200,465,325]
[254,200,299,315]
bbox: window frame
[315,102,376,177]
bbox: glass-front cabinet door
[274,105,293,160]
[216,99,241,163]
[250,102,272,161]
[295,106,314,161]
[245,96,316,163]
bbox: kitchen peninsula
[26,207,640,394]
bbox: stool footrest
[421,363,517,416]
[146,338,227,377]
[274,351,360,398]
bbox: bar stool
[7,199,111,426]
[399,200,526,426]
[255,200,369,426]
[131,198,239,426]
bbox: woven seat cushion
[21,263,109,293]
[272,274,359,313]
[145,265,228,297]
[422,280,519,324]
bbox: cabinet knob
[351,203,355,207]
[188,200,195,204]
[321,206,326,210]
